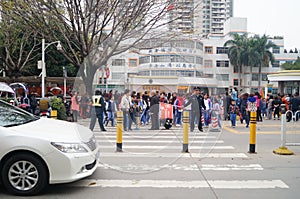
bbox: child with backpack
[229,99,239,128]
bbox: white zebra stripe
[71,179,288,189]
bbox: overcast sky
[234,0,299,51]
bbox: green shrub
[50,96,67,120]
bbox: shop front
[268,70,300,95]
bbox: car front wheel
[1,152,48,196]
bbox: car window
[0,100,38,127]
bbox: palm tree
[224,33,248,90]
[244,36,259,91]
[249,35,275,91]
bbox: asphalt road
[1,117,299,199]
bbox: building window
[196,57,203,64]
[272,61,280,67]
[272,47,280,54]
[139,56,150,64]
[138,71,150,76]
[216,60,229,67]
[204,46,213,54]
[233,79,239,86]
[129,59,138,67]
[216,74,229,81]
[204,60,213,67]
[111,72,125,80]
[112,59,125,66]
[98,78,107,84]
[252,74,259,81]
[196,71,203,77]
[262,74,268,81]
[216,47,228,54]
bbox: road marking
[95,135,217,139]
[201,164,263,170]
[99,145,233,150]
[100,153,248,158]
[71,179,288,189]
[97,164,263,171]
[97,139,224,144]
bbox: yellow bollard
[51,110,57,119]
[249,111,256,153]
[182,111,189,153]
[116,111,123,152]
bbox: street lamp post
[41,39,62,98]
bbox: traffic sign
[248,102,257,112]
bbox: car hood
[9,118,93,143]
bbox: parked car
[0,100,100,196]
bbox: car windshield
[0,100,39,127]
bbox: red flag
[106,67,110,78]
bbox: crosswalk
[72,126,289,190]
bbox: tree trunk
[239,64,242,90]
[78,61,99,97]
[258,62,262,91]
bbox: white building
[94,17,300,96]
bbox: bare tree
[1,0,186,95]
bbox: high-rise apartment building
[201,0,233,35]
[168,0,233,36]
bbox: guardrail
[273,109,300,155]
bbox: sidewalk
[222,117,300,135]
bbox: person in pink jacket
[71,91,80,122]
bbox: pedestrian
[89,90,107,131]
[130,93,137,127]
[255,92,263,122]
[105,96,117,127]
[223,92,231,121]
[272,96,282,120]
[184,87,206,132]
[173,93,183,127]
[149,90,160,130]
[139,96,148,126]
[203,93,212,127]
[29,92,38,115]
[240,93,249,125]
[229,99,239,128]
[289,92,300,121]
[266,95,274,120]
[261,98,267,119]
[231,87,238,101]
[70,91,80,122]
[120,89,132,131]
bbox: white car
[0,100,100,196]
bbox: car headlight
[51,142,88,153]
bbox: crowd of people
[64,87,300,132]
[9,86,300,132]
